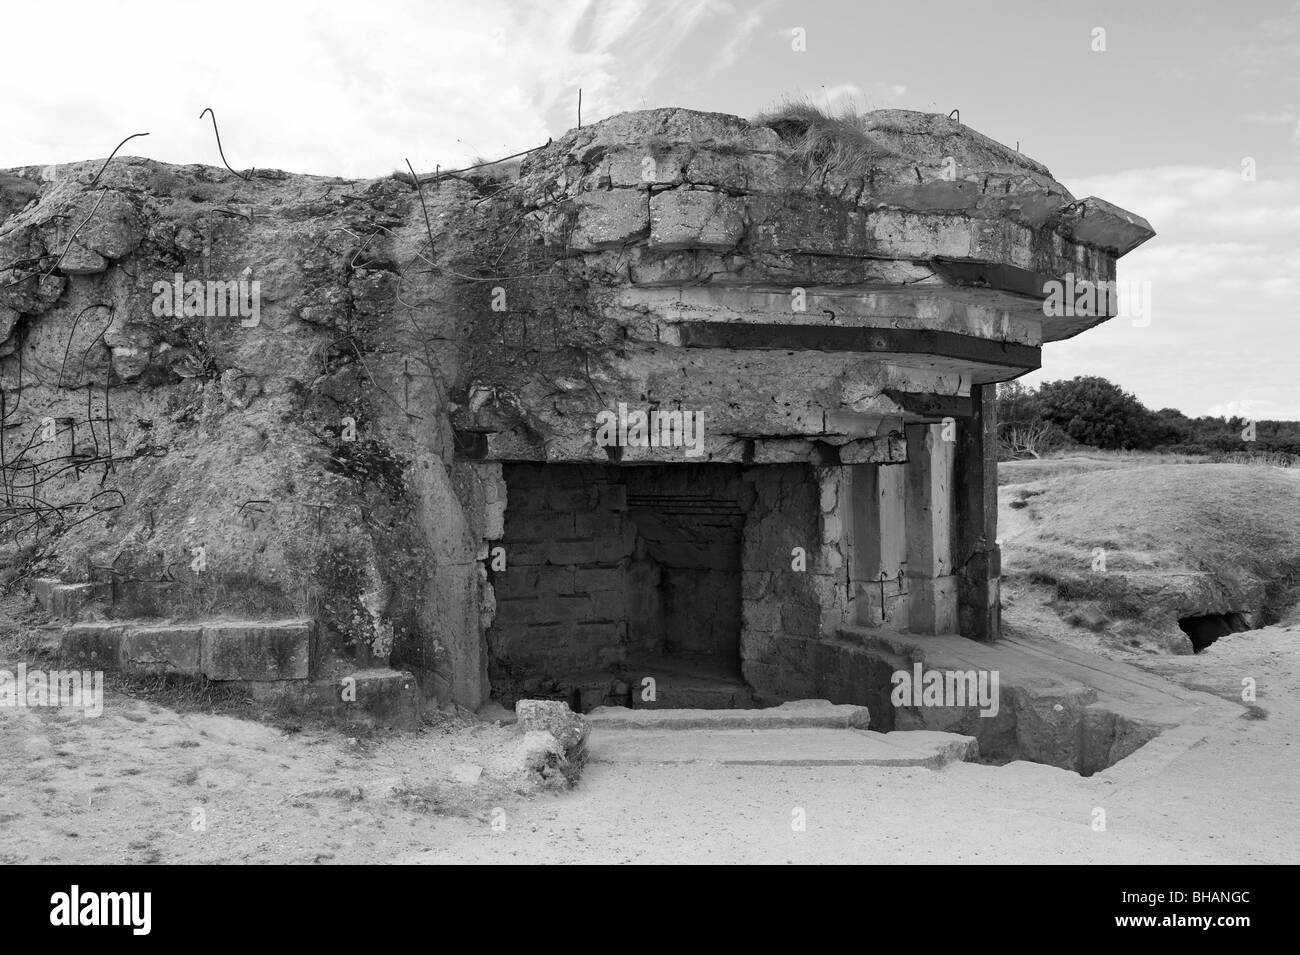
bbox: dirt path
[2,622,1295,864]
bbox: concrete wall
[488,464,635,692]
[487,462,749,701]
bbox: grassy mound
[1000,463,1300,654]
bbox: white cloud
[1240,109,1297,125]
[705,0,777,78]
[1205,399,1293,419]
[0,0,728,178]
[1024,165,1300,419]
[822,84,865,109]
[787,82,909,113]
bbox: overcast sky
[2,0,1296,419]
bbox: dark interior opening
[488,463,753,712]
[1178,611,1252,653]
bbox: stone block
[840,435,908,464]
[544,540,595,565]
[573,567,624,593]
[571,189,648,250]
[314,669,421,730]
[201,619,312,681]
[120,624,202,675]
[752,439,816,464]
[501,540,546,567]
[60,623,125,670]
[516,698,589,752]
[534,593,592,624]
[574,511,619,538]
[536,566,576,595]
[586,588,626,621]
[492,568,539,598]
[649,189,746,250]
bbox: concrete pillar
[846,462,909,628]
[954,384,1001,641]
[904,423,958,633]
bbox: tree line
[995,377,1300,460]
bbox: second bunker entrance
[488,462,773,711]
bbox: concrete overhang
[1063,197,1156,256]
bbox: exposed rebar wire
[199,107,253,181]
[405,157,437,257]
[409,141,551,186]
[55,302,113,389]
[89,132,150,188]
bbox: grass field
[999,453,1300,655]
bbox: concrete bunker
[446,106,1155,733]
[2,106,1154,758]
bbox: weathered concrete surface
[588,727,976,767]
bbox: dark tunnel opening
[1178,612,1253,653]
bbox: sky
[1,0,1296,419]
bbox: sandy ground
[3,460,1297,865]
[1,618,1296,865]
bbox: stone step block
[588,727,977,767]
[632,683,759,710]
[59,618,314,681]
[201,619,313,681]
[59,622,127,670]
[304,669,421,730]
[588,699,872,731]
[119,624,203,675]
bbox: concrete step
[613,655,760,711]
[528,662,761,713]
[587,727,978,767]
[55,618,421,729]
[60,618,313,682]
[32,576,219,622]
[631,677,759,710]
[587,699,871,731]
[301,669,422,731]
